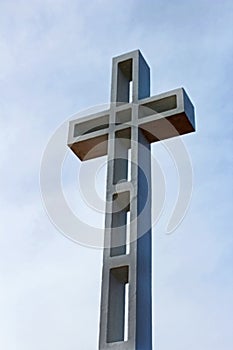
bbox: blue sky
[0,0,232,349]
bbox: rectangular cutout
[107,266,129,343]
[139,95,177,118]
[113,128,131,184]
[117,59,133,103]
[110,191,130,257]
[73,114,109,137]
[115,108,132,125]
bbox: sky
[0,0,233,349]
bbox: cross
[68,50,195,350]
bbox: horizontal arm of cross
[68,87,195,161]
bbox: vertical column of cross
[133,52,153,350]
[98,52,133,349]
[98,50,151,350]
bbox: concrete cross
[68,50,195,350]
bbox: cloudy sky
[0,0,232,349]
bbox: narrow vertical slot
[107,266,129,343]
[126,211,130,255]
[129,80,133,103]
[124,282,129,341]
[127,148,131,181]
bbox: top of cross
[68,50,195,161]
[111,50,150,103]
